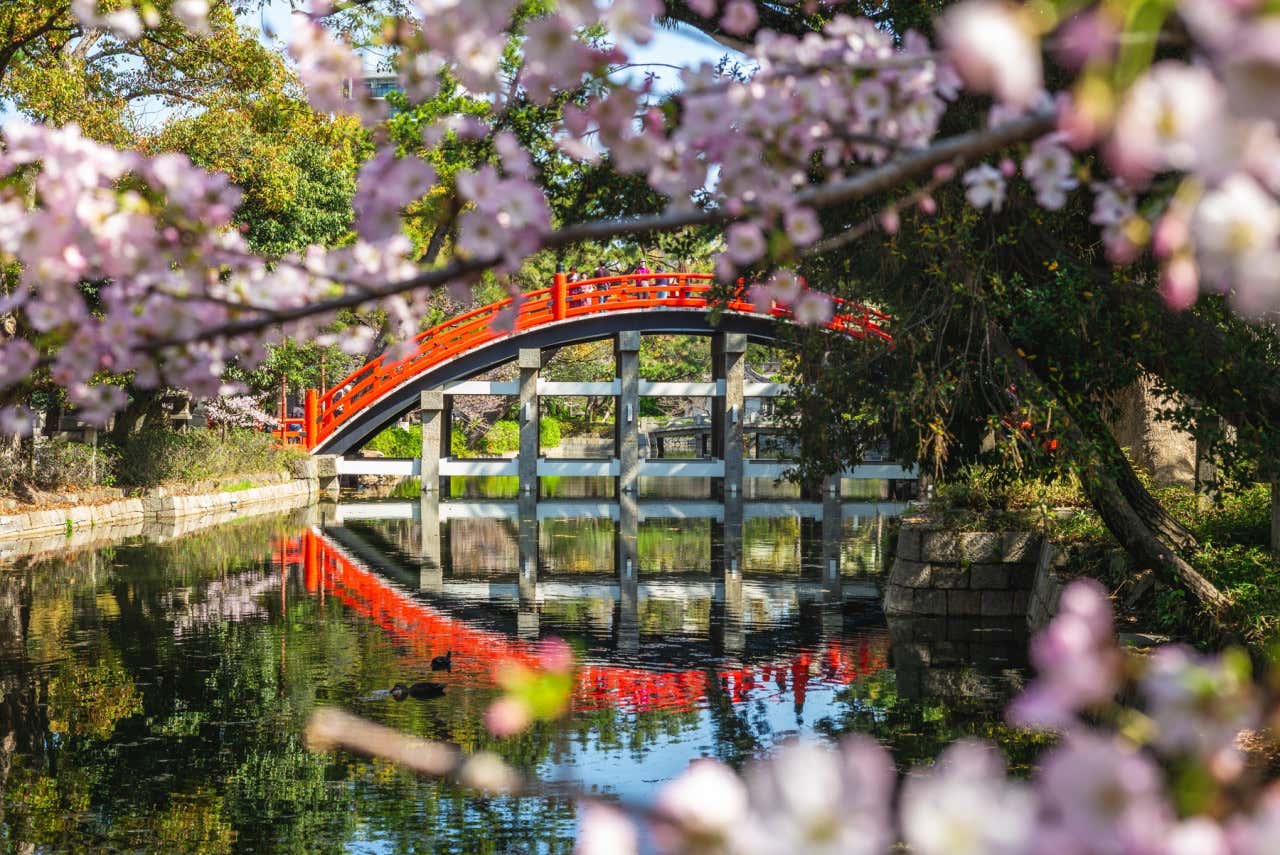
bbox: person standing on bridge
[675,259,692,301]
[632,260,651,299]
[592,264,609,304]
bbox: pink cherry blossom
[1037,733,1172,854]
[784,208,822,246]
[1109,62,1225,184]
[575,803,638,855]
[1008,578,1120,728]
[963,164,1007,212]
[1191,172,1280,288]
[725,222,767,265]
[654,759,748,849]
[720,0,759,37]
[732,737,893,855]
[1160,255,1201,311]
[901,740,1035,855]
[792,291,834,326]
[940,1,1043,108]
[484,696,532,736]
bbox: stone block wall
[1026,541,1070,631]
[884,523,1043,618]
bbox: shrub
[0,438,117,494]
[484,420,520,454]
[540,416,562,448]
[365,424,420,458]
[118,427,300,487]
[364,424,473,457]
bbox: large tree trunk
[1113,441,1200,553]
[109,387,165,444]
[1079,461,1231,616]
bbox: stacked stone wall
[884,526,1042,618]
[885,520,1075,630]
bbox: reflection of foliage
[152,790,235,855]
[47,645,142,740]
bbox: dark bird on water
[431,650,453,672]
[391,681,446,701]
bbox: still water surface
[0,481,1039,853]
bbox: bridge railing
[299,273,891,450]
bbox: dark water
[0,484,1042,853]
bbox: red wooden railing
[274,273,892,451]
[274,530,889,714]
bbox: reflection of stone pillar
[518,494,539,638]
[518,349,541,498]
[616,493,639,655]
[712,333,747,498]
[822,492,843,602]
[616,332,641,496]
[420,390,444,493]
[419,492,443,593]
[712,493,745,654]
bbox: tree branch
[134,110,1054,353]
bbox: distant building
[363,73,399,100]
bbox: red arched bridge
[274,272,892,462]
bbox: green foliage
[929,465,1091,531]
[229,338,361,401]
[118,428,301,487]
[0,437,116,495]
[365,424,420,458]
[539,415,561,448]
[484,420,520,454]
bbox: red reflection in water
[274,531,888,714]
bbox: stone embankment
[0,456,340,557]
[885,517,1071,629]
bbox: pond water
[0,480,1043,853]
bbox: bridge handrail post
[304,389,319,451]
[552,271,568,320]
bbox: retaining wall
[885,519,1072,628]
[0,477,318,550]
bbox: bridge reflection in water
[276,494,903,717]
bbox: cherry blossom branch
[133,110,1053,354]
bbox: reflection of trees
[47,645,142,739]
[0,513,696,851]
[638,519,710,573]
[743,517,801,574]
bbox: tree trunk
[988,323,1231,616]
[109,387,164,445]
[1080,465,1231,616]
[41,399,62,438]
[1113,440,1199,553]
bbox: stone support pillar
[518,348,541,498]
[419,390,445,493]
[418,492,443,593]
[712,333,747,498]
[616,332,641,496]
